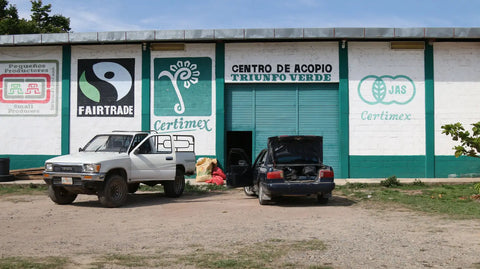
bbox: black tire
[317,193,329,204]
[128,183,140,193]
[258,183,271,205]
[163,169,185,198]
[48,185,77,205]
[243,186,256,196]
[98,174,128,208]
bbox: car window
[253,150,267,167]
[130,134,148,152]
[136,135,172,154]
[83,135,132,153]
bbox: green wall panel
[350,156,426,178]
[226,83,340,173]
[435,156,480,178]
[0,155,56,170]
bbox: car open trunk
[268,136,324,181]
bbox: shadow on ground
[69,190,229,208]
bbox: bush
[380,176,402,187]
[412,179,425,186]
[474,182,480,194]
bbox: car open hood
[267,136,323,165]
[46,152,129,165]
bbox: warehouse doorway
[226,131,252,164]
[225,83,340,173]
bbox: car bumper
[43,172,105,186]
[262,180,335,197]
[43,172,105,194]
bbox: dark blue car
[226,136,335,205]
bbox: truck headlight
[45,163,53,172]
[83,163,101,173]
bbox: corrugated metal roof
[1,27,480,46]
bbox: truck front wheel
[163,169,185,198]
[48,185,77,204]
[98,174,128,207]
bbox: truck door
[226,148,253,187]
[130,135,176,181]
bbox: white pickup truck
[43,131,196,207]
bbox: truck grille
[53,165,83,173]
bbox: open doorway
[226,131,252,164]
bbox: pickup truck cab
[43,131,196,207]
[226,135,335,205]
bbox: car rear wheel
[48,185,77,205]
[317,193,329,204]
[258,183,272,205]
[98,174,128,208]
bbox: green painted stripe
[435,155,480,178]
[61,45,71,155]
[142,43,151,131]
[339,41,349,178]
[425,43,435,178]
[0,155,56,170]
[215,43,226,168]
[350,156,425,178]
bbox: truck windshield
[83,135,133,153]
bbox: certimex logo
[154,57,212,117]
[358,75,416,105]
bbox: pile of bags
[195,158,226,185]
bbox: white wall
[349,42,425,155]
[0,46,62,155]
[150,44,216,156]
[225,42,339,83]
[70,45,142,151]
[434,42,480,155]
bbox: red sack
[212,167,226,180]
[205,175,225,185]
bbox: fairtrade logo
[79,62,132,103]
[77,59,135,117]
[158,60,200,114]
[358,75,415,105]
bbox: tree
[0,0,70,34]
[441,122,480,158]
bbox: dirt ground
[0,188,479,268]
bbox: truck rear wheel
[98,174,128,207]
[48,185,77,205]
[163,169,185,198]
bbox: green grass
[0,256,69,269]
[336,182,480,219]
[91,239,329,269]
[0,183,47,196]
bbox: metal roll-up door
[226,83,340,172]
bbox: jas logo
[154,57,212,116]
[358,75,415,105]
[77,59,135,117]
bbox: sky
[7,0,480,33]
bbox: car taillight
[267,170,284,179]
[319,169,334,179]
